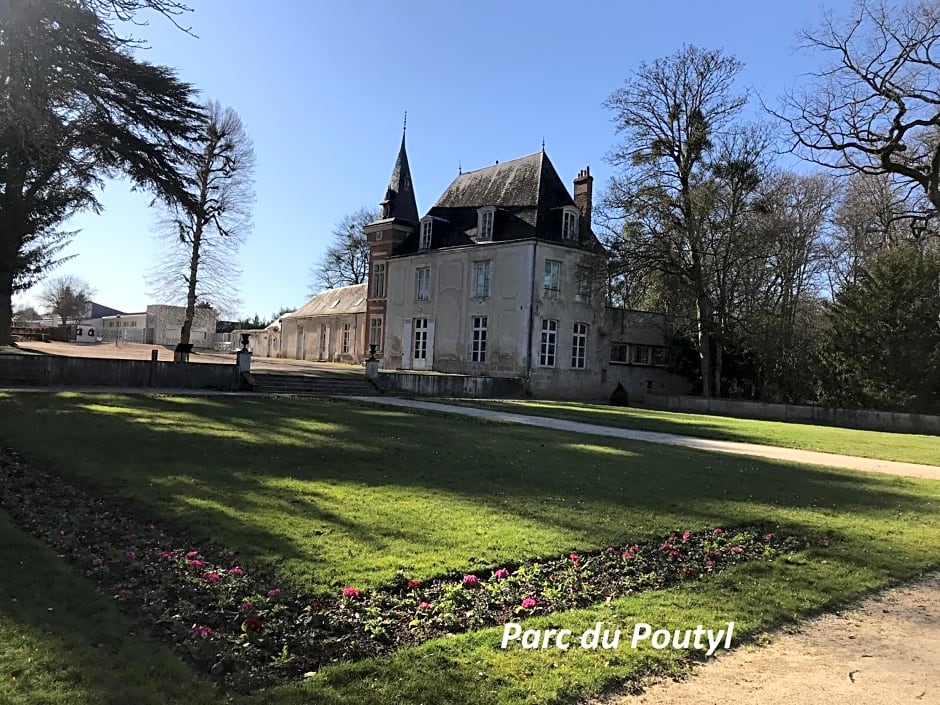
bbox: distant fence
[377,372,524,398]
[644,394,940,435]
[0,354,245,392]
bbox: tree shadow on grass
[0,513,220,705]
[1,393,938,592]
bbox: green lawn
[446,399,940,465]
[1,391,939,704]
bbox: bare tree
[38,274,94,324]
[603,45,750,396]
[148,101,255,344]
[309,207,379,294]
[777,0,940,231]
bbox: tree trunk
[697,296,713,397]
[179,221,202,346]
[713,340,723,398]
[0,268,14,347]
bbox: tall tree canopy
[0,0,203,345]
[603,45,762,396]
[778,0,940,234]
[38,274,94,324]
[309,207,379,294]
[148,101,256,344]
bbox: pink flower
[157,550,174,560]
[239,601,255,611]
[124,551,136,561]
[228,567,244,576]
[568,552,580,563]
[705,559,716,568]
[682,531,692,540]
[493,568,509,579]
[203,571,222,583]
[188,559,204,569]
[713,528,723,535]
[191,624,213,639]
[729,546,745,555]
[668,549,681,559]
[629,545,639,553]
[520,598,536,609]
[764,533,774,542]
[622,551,634,560]
[342,587,360,598]
[418,601,433,610]
[267,588,282,598]
[185,551,199,559]
[91,557,103,567]
[462,574,479,587]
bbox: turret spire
[378,122,419,223]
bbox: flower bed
[0,448,814,691]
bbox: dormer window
[420,217,433,250]
[562,207,579,241]
[477,207,495,242]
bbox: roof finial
[541,136,545,152]
[403,111,407,135]
[458,160,462,175]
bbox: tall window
[342,323,350,353]
[544,260,561,299]
[472,261,491,298]
[372,261,386,298]
[413,318,428,361]
[539,319,558,366]
[416,267,430,301]
[477,207,495,242]
[575,265,592,303]
[571,323,587,368]
[420,218,432,250]
[562,207,579,240]
[470,316,487,363]
[369,316,383,351]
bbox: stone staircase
[251,372,380,397]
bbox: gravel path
[593,574,940,705]
[343,397,940,479]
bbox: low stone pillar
[236,349,252,373]
[365,359,379,380]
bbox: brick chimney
[573,166,593,234]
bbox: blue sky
[17,0,852,320]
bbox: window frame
[575,265,593,303]
[562,206,580,241]
[571,322,588,369]
[477,207,495,242]
[372,261,386,298]
[416,266,431,302]
[419,218,433,250]
[472,260,491,298]
[543,259,561,299]
[368,316,383,351]
[342,322,351,353]
[539,318,558,367]
[470,315,487,363]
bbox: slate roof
[393,151,604,255]
[282,283,367,320]
[380,135,419,224]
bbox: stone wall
[0,354,244,391]
[644,394,940,435]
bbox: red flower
[407,579,421,589]
[188,559,204,569]
[239,601,255,611]
[713,528,723,535]
[342,586,360,598]
[682,531,692,540]
[520,597,536,609]
[203,571,222,583]
[243,616,265,633]
[228,567,245,576]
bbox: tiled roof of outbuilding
[282,283,367,319]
